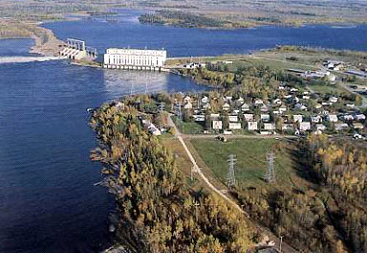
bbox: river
[1,9,367,253]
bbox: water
[1,8,367,253]
[43,10,367,58]
[0,40,205,253]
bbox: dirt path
[167,115,299,253]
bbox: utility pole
[264,152,276,183]
[193,200,200,222]
[227,154,237,188]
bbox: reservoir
[1,9,367,253]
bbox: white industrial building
[103,48,167,70]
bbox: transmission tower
[158,102,165,113]
[227,154,237,188]
[264,152,276,183]
[175,102,182,120]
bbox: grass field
[189,138,300,191]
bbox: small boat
[86,107,94,112]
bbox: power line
[264,152,276,183]
[227,154,237,188]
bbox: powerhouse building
[103,48,167,69]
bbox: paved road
[167,115,299,253]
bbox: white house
[279,106,287,114]
[201,96,209,104]
[228,116,238,122]
[264,123,275,131]
[193,115,205,122]
[248,122,258,131]
[327,114,338,122]
[244,114,254,122]
[329,96,338,103]
[311,116,323,123]
[335,123,349,131]
[261,114,270,122]
[184,96,191,103]
[343,115,354,121]
[229,122,241,130]
[184,102,193,109]
[260,105,269,112]
[355,114,366,121]
[222,103,230,111]
[300,122,311,132]
[316,124,326,131]
[241,103,250,111]
[210,114,220,120]
[254,99,263,106]
[293,114,303,123]
[212,120,223,130]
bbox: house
[293,114,303,123]
[311,116,323,123]
[241,103,250,111]
[315,103,322,109]
[184,102,193,109]
[329,96,338,103]
[236,97,244,105]
[183,96,191,103]
[202,103,211,110]
[261,114,270,122]
[295,103,307,111]
[248,122,258,131]
[260,131,273,135]
[355,114,366,121]
[264,123,275,131]
[229,122,241,130]
[343,115,354,121]
[225,96,233,102]
[327,114,338,122]
[244,114,254,122]
[210,114,220,120]
[316,124,326,131]
[282,124,294,132]
[193,115,205,122]
[222,103,230,111]
[254,99,263,106]
[335,123,349,131]
[260,105,269,112]
[228,116,238,122]
[353,122,364,129]
[299,122,311,132]
[346,103,355,108]
[273,98,282,106]
[279,106,287,114]
[212,120,223,130]
[302,95,310,100]
[201,96,209,104]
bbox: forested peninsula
[90,96,255,252]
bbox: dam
[59,38,98,60]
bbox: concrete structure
[103,48,167,70]
[59,38,97,60]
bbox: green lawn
[190,138,295,190]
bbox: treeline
[90,98,255,252]
[182,65,304,99]
[138,10,227,28]
[306,135,367,252]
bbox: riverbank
[0,20,65,56]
